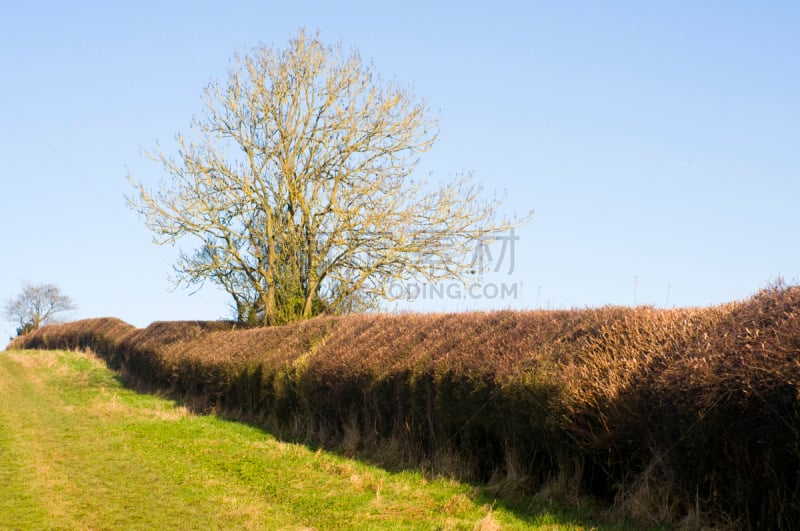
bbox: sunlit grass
[0,349,628,530]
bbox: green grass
[0,349,635,530]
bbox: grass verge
[0,349,641,530]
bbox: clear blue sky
[2,1,798,335]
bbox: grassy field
[0,349,629,530]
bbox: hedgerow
[8,284,800,528]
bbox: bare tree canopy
[129,29,528,326]
[4,282,76,336]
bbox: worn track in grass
[0,349,624,530]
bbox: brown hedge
[7,317,137,359]
[7,285,800,529]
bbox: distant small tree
[4,283,76,336]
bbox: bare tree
[129,29,528,326]
[4,283,76,336]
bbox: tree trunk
[302,278,319,319]
[262,285,277,326]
